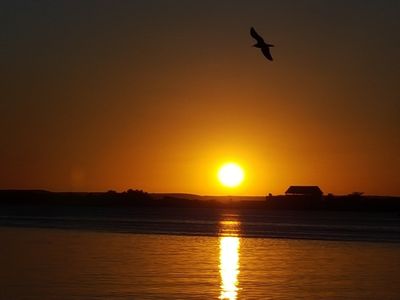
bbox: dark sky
[1,1,399,195]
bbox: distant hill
[1,190,399,212]
[151,193,266,202]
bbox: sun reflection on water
[219,219,240,300]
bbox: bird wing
[261,47,273,61]
[250,27,264,43]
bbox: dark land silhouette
[1,189,399,212]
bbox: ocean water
[1,209,400,299]
[1,207,400,243]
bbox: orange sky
[1,1,399,195]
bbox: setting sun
[218,163,245,188]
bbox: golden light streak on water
[219,218,240,300]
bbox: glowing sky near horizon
[1,1,399,195]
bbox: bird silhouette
[250,27,274,61]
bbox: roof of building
[285,186,323,195]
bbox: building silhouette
[285,186,323,197]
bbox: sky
[1,0,399,196]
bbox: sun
[218,163,245,188]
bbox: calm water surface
[1,219,400,299]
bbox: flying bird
[250,27,274,61]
